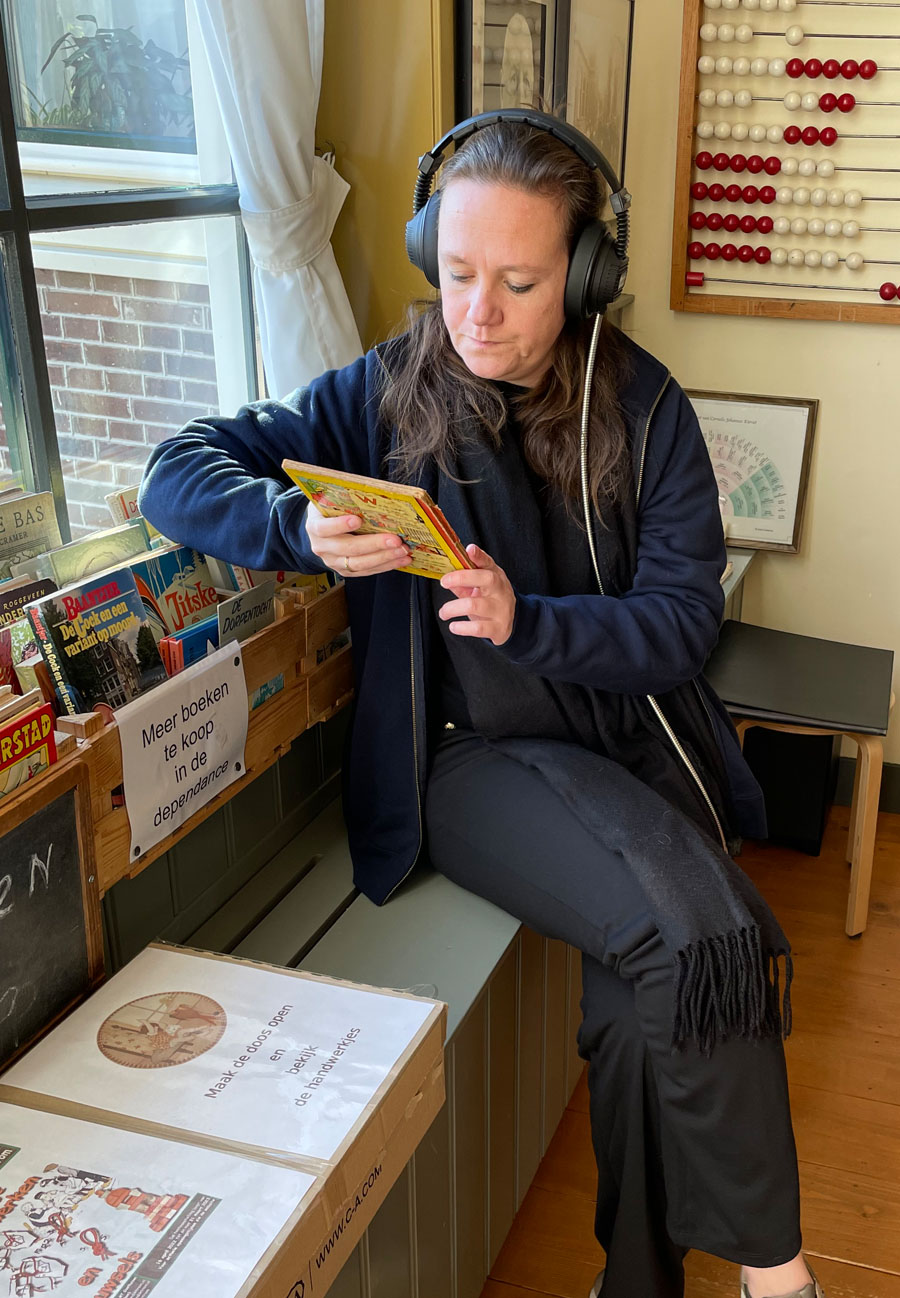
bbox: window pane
[33,213,252,536]
[7,0,232,196]
[0,241,30,493]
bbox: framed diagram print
[458,0,560,118]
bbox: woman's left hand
[438,544,516,646]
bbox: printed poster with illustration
[0,1102,314,1298]
[1,947,436,1164]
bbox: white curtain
[189,0,362,397]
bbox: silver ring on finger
[344,555,353,574]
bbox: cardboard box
[0,942,446,1296]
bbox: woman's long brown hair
[378,119,633,516]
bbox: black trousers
[425,729,802,1298]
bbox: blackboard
[0,775,100,1070]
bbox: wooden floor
[480,804,900,1298]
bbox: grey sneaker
[589,1271,604,1297]
[740,1262,825,1298]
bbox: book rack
[0,583,353,898]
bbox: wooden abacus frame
[671,0,900,324]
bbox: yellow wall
[623,1,899,765]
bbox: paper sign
[216,579,276,646]
[117,642,249,860]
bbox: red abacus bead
[787,58,805,79]
[841,60,859,80]
[838,93,856,113]
[695,151,714,171]
[801,126,820,146]
[879,282,897,301]
[690,211,707,229]
[804,58,823,79]
[721,244,738,262]
[783,125,802,144]
[689,242,705,260]
[691,181,709,200]
[705,243,722,260]
[823,59,841,80]
[722,212,740,232]
[740,214,757,233]
[707,211,725,230]
[759,186,776,204]
[754,246,772,264]
[746,155,765,174]
[709,183,726,201]
[764,156,781,175]
[737,245,755,263]
[757,215,774,234]
[859,60,878,81]
[819,92,838,113]
[820,127,838,146]
[742,185,759,204]
[713,153,731,171]
[725,184,743,202]
[686,271,705,287]
[731,153,747,173]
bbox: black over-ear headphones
[405,109,631,320]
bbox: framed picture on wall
[686,390,818,554]
[457,0,565,119]
[565,0,634,180]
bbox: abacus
[671,0,900,322]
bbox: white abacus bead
[791,217,808,234]
[821,250,840,269]
[699,88,718,107]
[781,157,799,176]
[798,158,816,177]
[717,89,736,107]
[785,25,804,45]
[719,23,736,41]
[810,188,828,207]
[722,0,740,9]
[735,24,753,42]
[776,186,794,205]
[816,159,835,178]
[845,252,864,270]
[716,55,734,74]
[766,125,784,143]
[788,248,806,267]
[824,218,842,237]
[842,220,860,238]
[749,123,767,141]
[697,120,717,139]
[733,57,751,76]
[807,217,825,236]
[732,122,750,140]
[751,57,769,76]
[700,22,718,40]
[801,92,818,111]
[779,0,797,9]
[760,0,778,10]
[706,0,723,7]
[768,58,786,77]
[827,188,845,207]
[698,55,717,74]
[773,216,791,234]
[783,92,802,112]
[844,189,863,209]
[735,89,753,108]
[714,120,733,138]
[805,250,822,268]
[744,0,760,8]
[771,247,789,266]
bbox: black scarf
[432,396,792,1055]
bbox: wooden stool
[705,621,895,938]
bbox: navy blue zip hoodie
[139,333,766,903]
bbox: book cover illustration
[0,702,57,800]
[0,1103,314,1298]
[129,547,220,643]
[0,493,63,582]
[27,571,167,716]
[0,579,57,631]
[2,946,436,1164]
[281,460,472,580]
[11,523,148,588]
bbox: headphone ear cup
[564,221,628,319]
[405,194,442,288]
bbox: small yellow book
[282,459,473,580]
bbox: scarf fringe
[671,925,793,1056]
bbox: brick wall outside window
[35,268,218,536]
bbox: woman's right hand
[303,502,412,578]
